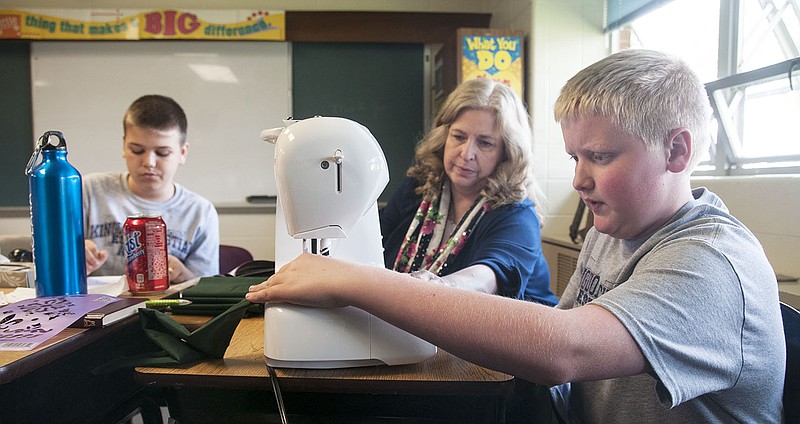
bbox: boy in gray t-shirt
[83,95,219,282]
[244,50,785,423]
[546,49,785,422]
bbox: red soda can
[123,214,169,294]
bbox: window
[609,0,800,175]
[706,58,800,173]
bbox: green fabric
[93,277,267,373]
[92,298,254,374]
[168,304,248,315]
[181,276,266,297]
[170,276,266,316]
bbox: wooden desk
[0,283,193,424]
[0,313,161,424]
[0,281,193,383]
[136,317,516,423]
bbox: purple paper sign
[0,294,122,351]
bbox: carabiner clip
[26,131,66,176]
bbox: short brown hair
[123,94,188,145]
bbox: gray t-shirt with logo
[83,172,220,278]
[554,187,784,423]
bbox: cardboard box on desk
[0,262,35,288]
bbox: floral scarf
[392,179,490,275]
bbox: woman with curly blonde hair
[380,78,556,305]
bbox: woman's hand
[85,240,108,275]
[246,253,366,307]
[168,255,194,283]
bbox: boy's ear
[179,142,189,165]
[666,128,691,173]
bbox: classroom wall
[690,176,800,279]
[2,0,799,283]
[527,0,606,235]
[0,0,497,261]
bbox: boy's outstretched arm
[246,253,647,385]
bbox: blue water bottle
[25,131,87,297]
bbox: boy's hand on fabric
[85,239,108,274]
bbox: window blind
[606,0,675,32]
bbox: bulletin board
[30,41,290,204]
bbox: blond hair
[408,78,545,217]
[554,49,712,171]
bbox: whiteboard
[31,41,290,204]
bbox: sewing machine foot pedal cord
[266,362,288,424]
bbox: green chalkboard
[292,42,424,203]
[0,42,33,207]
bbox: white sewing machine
[261,116,437,369]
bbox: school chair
[219,244,254,275]
[782,301,800,423]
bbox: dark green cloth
[92,277,268,373]
[169,276,266,316]
[92,298,254,374]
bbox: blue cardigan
[380,176,558,306]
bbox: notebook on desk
[68,297,147,328]
[0,294,133,351]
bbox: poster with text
[458,28,524,99]
[0,8,284,41]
